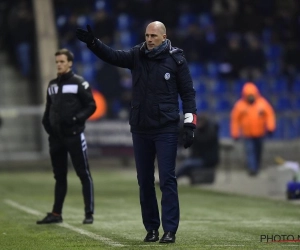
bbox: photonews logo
[260,235,300,243]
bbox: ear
[163,34,167,40]
[69,61,73,68]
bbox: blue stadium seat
[195,81,207,96]
[272,116,297,139]
[196,98,210,112]
[56,14,68,31]
[295,117,300,137]
[262,28,272,43]
[77,15,93,28]
[218,117,230,138]
[254,78,269,96]
[81,64,97,85]
[272,117,284,139]
[178,13,197,29]
[213,96,232,113]
[118,30,137,48]
[78,47,97,64]
[117,14,133,30]
[232,79,245,95]
[264,44,283,60]
[112,99,122,115]
[232,78,269,97]
[265,60,282,76]
[206,62,219,77]
[284,117,297,139]
[198,13,213,28]
[273,96,293,112]
[210,79,229,95]
[292,78,300,93]
[189,63,204,79]
[268,77,288,94]
[293,96,300,111]
[94,0,111,12]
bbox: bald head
[145,21,167,50]
[146,21,166,35]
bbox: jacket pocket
[159,103,179,126]
[129,101,140,126]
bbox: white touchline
[205,245,245,247]
[4,199,124,247]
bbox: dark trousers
[132,132,179,233]
[49,133,94,215]
[244,137,263,173]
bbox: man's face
[55,54,72,75]
[145,24,166,50]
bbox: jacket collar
[57,70,74,82]
[140,39,183,60]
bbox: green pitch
[0,168,300,250]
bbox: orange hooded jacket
[230,82,276,138]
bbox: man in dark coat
[76,21,197,243]
[177,114,220,184]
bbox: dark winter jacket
[42,71,96,137]
[191,121,220,167]
[88,39,196,133]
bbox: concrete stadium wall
[219,139,300,170]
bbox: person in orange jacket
[230,82,276,176]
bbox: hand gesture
[76,25,95,45]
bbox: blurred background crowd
[0,0,300,141]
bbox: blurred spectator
[230,82,276,176]
[235,0,264,36]
[240,34,265,80]
[7,0,35,78]
[202,24,224,63]
[283,41,300,81]
[177,114,220,184]
[180,23,205,63]
[219,35,244,80]
[273,1,298,43]
[59,13,79,47]
[212,0,238,36]
[93,9,115,45]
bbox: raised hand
[76,25,95,45]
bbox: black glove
[183,126,194,149]
[76,25,95,45]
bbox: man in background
[37,48,96,224]
[230,82,276,176]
